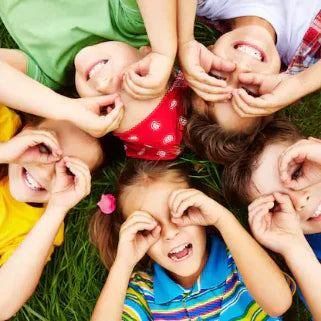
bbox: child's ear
[139,46,152,56]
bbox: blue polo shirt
[297,233,321,316]
[122,236,282,321]
[306,233,321,261]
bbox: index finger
[279,147,305,186]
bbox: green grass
[1,17,320,321]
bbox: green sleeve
[25,53,61,90]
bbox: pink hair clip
[97,194,116,214]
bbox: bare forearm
[178,0,197,44]
[0,60,73,121]
[283,241,321,321]
[91,261,132,321]
[137,0,177,57]
[215,213,292,316]
[0,205,66,320]
[296,59,321,98]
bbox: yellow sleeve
[0,105,21,142]
[0,222,64,266]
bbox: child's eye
[291,165,302,180]
[271,201,280,213]
[242,87,259,98]
[209,72,225,81]
[38,143,51,154]
[66,167,75,177]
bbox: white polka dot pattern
[128,135,139,141]
[163,134,174,145]
[150,121,161,130]
[179,116,187,126]
[156,150,166,157]
[169,99,177,110]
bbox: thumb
[55,158,68,179]
[130,56,150,77]
[87,94,119,112]
[239,72,266,86]
[171,215,192,227]
[146,225,161,246]
[273,192,296,214]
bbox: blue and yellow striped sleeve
[123,284,153,321]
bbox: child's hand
[122,52,174,100]
[279,137,321,190]
[231,72,297,117]
[248,193,305,256]
[69,94,124,138]
[178,39,235,101]
[1,129,62,164]
[48,156,91,212]
[169,188,230,227]
[115,211,161,270]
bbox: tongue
[173,247,189,259]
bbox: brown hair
[221,118,303,207]
[184,109,270,165]
[89,160,198,271]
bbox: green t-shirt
[0,0,149,89]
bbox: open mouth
[22,168,45,192]
[168,243,193,262]
[308,203,321,221]
[234,42,265,62]
[87,60,108,80]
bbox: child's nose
[226,63,252,89]
[290,190,310,212]
[29,163,55,189]
[162,222,179,241]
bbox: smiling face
[249,142,321,234]
[75,41,147,97]
[200,25,281,132]
[122,173,207,287]
[8,119,103,203]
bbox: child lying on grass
[179,0,321,164]
[0,105,107,320]
[222,120,321,320]
[89,160,292,320]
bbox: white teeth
[311,204,321,218]
[236,45,263,61]
[169,243,188,255]
[25,170,42,190]
[88,61,107,79]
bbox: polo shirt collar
[153,235,228,304]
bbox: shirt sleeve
[122,286,153,321]
[0,105,21,142]
[0,222,64,266]
[25,52,61,90]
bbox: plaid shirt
[286,10,321,74]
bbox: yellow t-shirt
[0,177,64,266]
[0,104,22,142]
[0,105,64,266]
